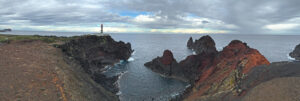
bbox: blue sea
[2,30,300,101]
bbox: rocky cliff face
[145,35,272,101]
[290,44,300,60]
[182,40,270,101]
[59,35,133,94]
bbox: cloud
[0,0,299,34]
[106,0,300,34]
[264,24,300,31]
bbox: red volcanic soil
[185,40,270,101]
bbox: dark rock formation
[180,40,270,101]
[59,35,133,94]
[187,37,193,49]
[0,29,12,32]
[289,44,300,60]
[187,35,217,55]
[146,36,272,101]
[182,61,300,101]
[145,50,178,76]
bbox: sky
[0,0,300,34]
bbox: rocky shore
[59,35,133,94]
[0,34,133,101]
[290,44,300,60]
[145,35,300,101]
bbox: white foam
[132,51,136,56]
[128,57,135,62]
[192,51,196,55]
[287,54,296,61]
[116,71,128,96]
[185,84,191,88]
[116,91,122,95]
[171,92,180,97]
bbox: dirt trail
[0,40,67,101]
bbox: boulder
[289,44,300,60]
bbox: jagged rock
[187,35,217,55]
[181,40,270,101]
[289,44,300,60]
[59,35,133,94]
[144,50,178,76]
[187,37,193,49]
[146,37,271,101]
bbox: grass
[0,34,75,44]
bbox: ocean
[2,31,300,101]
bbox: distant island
[0,29,12,32]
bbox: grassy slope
[0,34,76,43]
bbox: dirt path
[0,40,67,101]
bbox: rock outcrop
[144,50,178,76]
[59,35,133,94]
[186,35,217,55]
[185,61,300,101]
[145,35,272,101]
[181,40,270,101]
[289,44,300,60]
[187,37,193,49]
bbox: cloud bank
[0,0,299,34]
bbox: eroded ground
[0,40,67,101]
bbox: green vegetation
[0,34,75,43]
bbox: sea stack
[145,35,273,101]
[144,50,178,76]
[187,35,217,55]
[187,37,193,49]
[289,44,300,60]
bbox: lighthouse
[101,24,103,33]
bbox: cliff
[0,34,133,101]
[59,35,133,94]
[145,35,274,101]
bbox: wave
[287,54,296,61]
[128,57,135,62]
[132,51,136,56]
[116,71,128,95]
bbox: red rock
[185,40,270,101]
[160,50,175,65]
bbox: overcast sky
[0,0,300,34]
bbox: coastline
[0,34,132,101]
[145,35,300,101]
